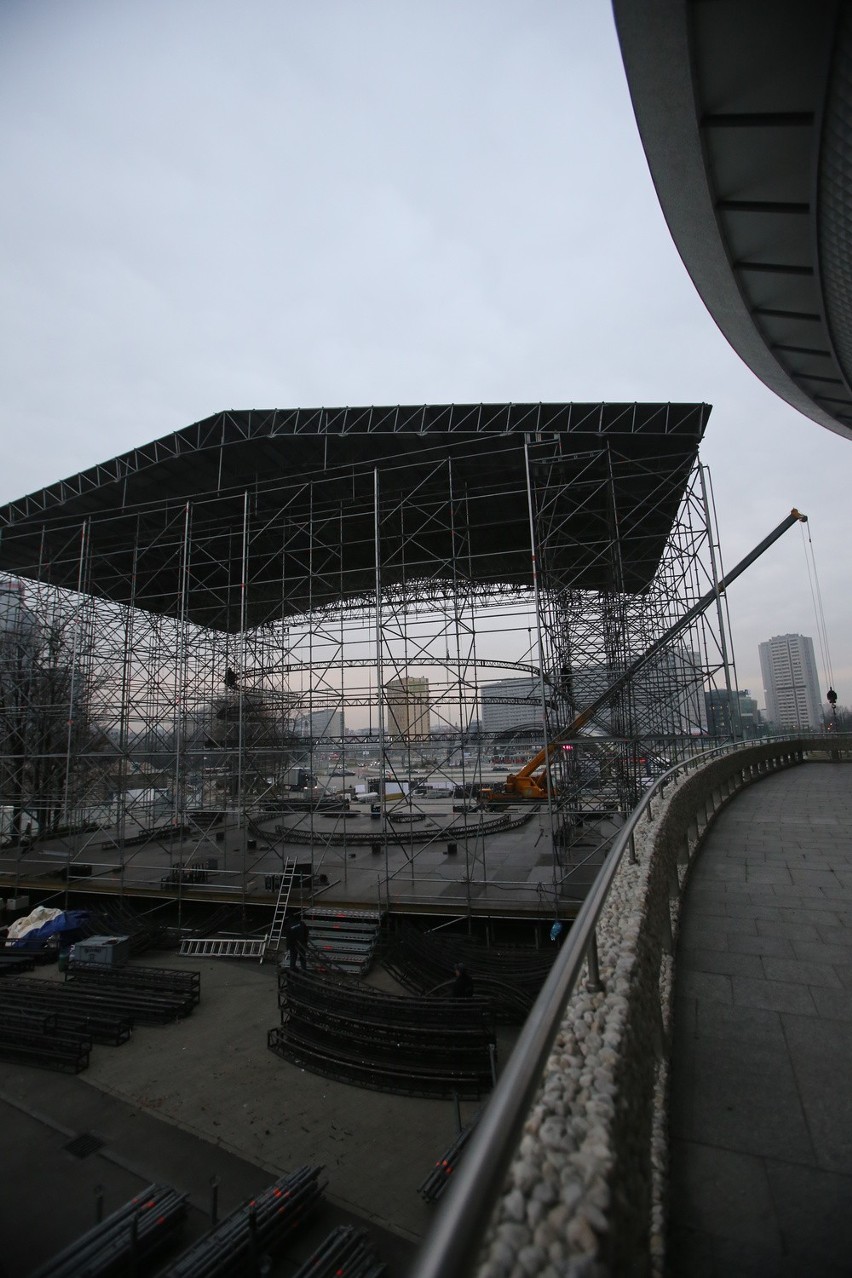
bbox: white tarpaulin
[7,906,63,940]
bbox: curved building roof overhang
[614,0,852,441]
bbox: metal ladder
[179,937,266,958]
[261,857,298,962]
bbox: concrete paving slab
[731,974,819,1015]
[754,917,822,941]
[781,1014,852,1174]
[668,1139,781,1250]
[682,899,733,924]
[818,923,852,945]
[692,999,787,1049]
[791,939,852,965]
[723,903,783,923]
[709,1235,825,1278]
[761,955,844,987]
[764,1157,852,1270]
[812,981,852,1022]
[725,932,795,959]
[678,923,729,952]
[792,907,851,927]
[681,947,765,979]
[677,969,733,1004]
[686,1046,815,1164]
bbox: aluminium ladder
[261,857,299,962]
[178,937,266,958]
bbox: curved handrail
[408,733,849,1278]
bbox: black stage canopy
[0,403,710,631]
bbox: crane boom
[499,508,807,800]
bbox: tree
[194,681,304,802]
[0,590,103,840]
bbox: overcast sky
[2,0,850,710]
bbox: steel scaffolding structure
[0,402,731,918]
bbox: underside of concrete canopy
[614,0,852,441]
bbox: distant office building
[565,649,706,737]
[480,677,543,735]
[704,688,760,739]
[385,677,430,741]
[481,653,707,739]
[758,634,822,730]
[294,708,344,739]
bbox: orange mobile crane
[490,508,808,804]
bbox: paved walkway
[0,956,500,1276]
[669,761,852,1276]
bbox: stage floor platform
[0,799,616,922]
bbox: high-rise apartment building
[758,634,823,730]
[385,677,430,741]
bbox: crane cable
[799,519,836,719]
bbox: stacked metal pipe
[418,1123,477,1203]
[162,1166,326,1277]
[291,1224,388,1277]
[31,1184,188,1277]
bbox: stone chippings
[475,797,677,1278]
[473,750,791,1278]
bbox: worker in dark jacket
[286,915,309,971]
[452,961,474,998]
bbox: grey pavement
[669,761,852,1277]
[0,955,503,1277]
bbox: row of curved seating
[381,922,556,1022]
[269,970,495,1098]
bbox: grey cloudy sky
[2,0,850,709]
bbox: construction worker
[452,962,474,998]
[286,915,309,971]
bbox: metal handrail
[408,733,846,1278]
